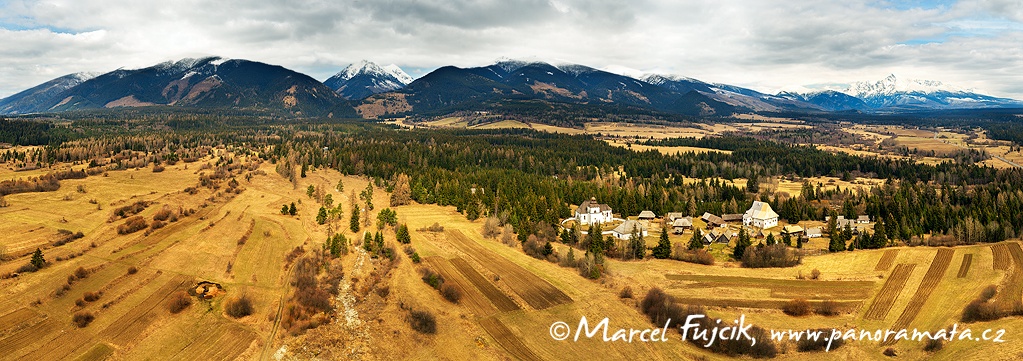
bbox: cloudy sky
[1,0,1022,98]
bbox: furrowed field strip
[0,308,40,337]
[875,249,899,271]
[881,248,954,346]
[997,242,1023,310]
[668,296,861,310]
[425,257,501,316]
[863,263,916,320]
[957,254,973,278]
[478,316,544,361]
[448,258,521,313]
[0,318,59,356]
[992,243,1010,271]
[446,230,572,310]
[98,274,191,346]
[665,274,874,300]
[73,343,114,361]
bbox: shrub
[420,268,444,289]
[16,263,38,273]
[924,338,944,352]
[883,347,897,357]
[225,294,255,318]
[796,328,846,352]
[407,309,437,334]
[741,243,802,268]
[153,207,173,221]
[816,299,841,316]
[117,216,148,234]
[150,220,166,230]
[168,291,192,313]
[783,298,812,316]
[440,284,461,303]
[72,311,95,328]
[810,268,821,280]
[619,286,634,299]
[674,249,715,265]
[83,291,101,302]
[74,267,89,279]
[126,266,138,275]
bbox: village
[561,196,874,260]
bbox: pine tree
[766,233,776,246]
[629,225,645,260]
[30,248,45,269]
[782,232,793,247]
[363,232,373,252]
[350,206,361,233]
[396,224,411,244]
[289,202,297,216]
[306,184,315,198]
[796,236,803,249]
[281,204,289,215]
[733,228,751,260]
[316,206,328,225]
[689,228,704,250]
[336,179,344,194]
[652,225,672,259]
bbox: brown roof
[672,217,693,227]
[577,197,611,213]
[703,213,724,225]
[722,214,743,222]
[638,210,657,219]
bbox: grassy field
[2,150,1022,360]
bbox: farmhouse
[611,220,648,240]
[701,212,725,228]
[781,225,803,235]
[703,230,733,244]
[743,201,779,229]
[671,217,693,234]
[665,212,686,222]
[857,215,871,224]
[575,197,613,225]
[722,213,743,223]
[804,227,823,238]
[638,211,657,220]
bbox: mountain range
[1,57,1020,118]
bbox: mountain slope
[844,74,1021,109]
[390,59,736,117]
[324,60,413,100]
[0,72,98,115]
[3,57,356,117]
[777,90,869,111]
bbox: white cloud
[0,0,1022,99]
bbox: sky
[1,0,1022,99]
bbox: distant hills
[0,57,356,117]
[2,57,1020,118]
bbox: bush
[816,299,841,316]
[883,347,897,357]
[225,294,255,318]
[619,286,633,299]
[810,268,821,280]
[674,249,715,265]
[82,291,101,302]
[126,266,138,275]
[168,291,192,313]
[117,216,148,235]
[420,268,444,289]
[741,243,802,268]
[796,328,846,352]
[15,263,38,273]
[783,298,812,316]
[440,284,461,303]
[150,220,166,230]
[72,311,95,328]
[153,207,173,221]
[407,309,437,334]
[74,267,89,279]
[924,338,944,352]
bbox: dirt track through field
[992,243,1010,271]
[881,248,954,346]
[864,263,916,320]
[957,254,973,278]
[875,249,899,271]
[479,316,543,361]
[445,230,571,310]
[666,274,874,300]
[426,257,497,316]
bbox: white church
[743,201,779,229]
[575,197,613,225]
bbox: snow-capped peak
[640,74,704,85]
[846,74,968,98]
[331,60,412,86]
